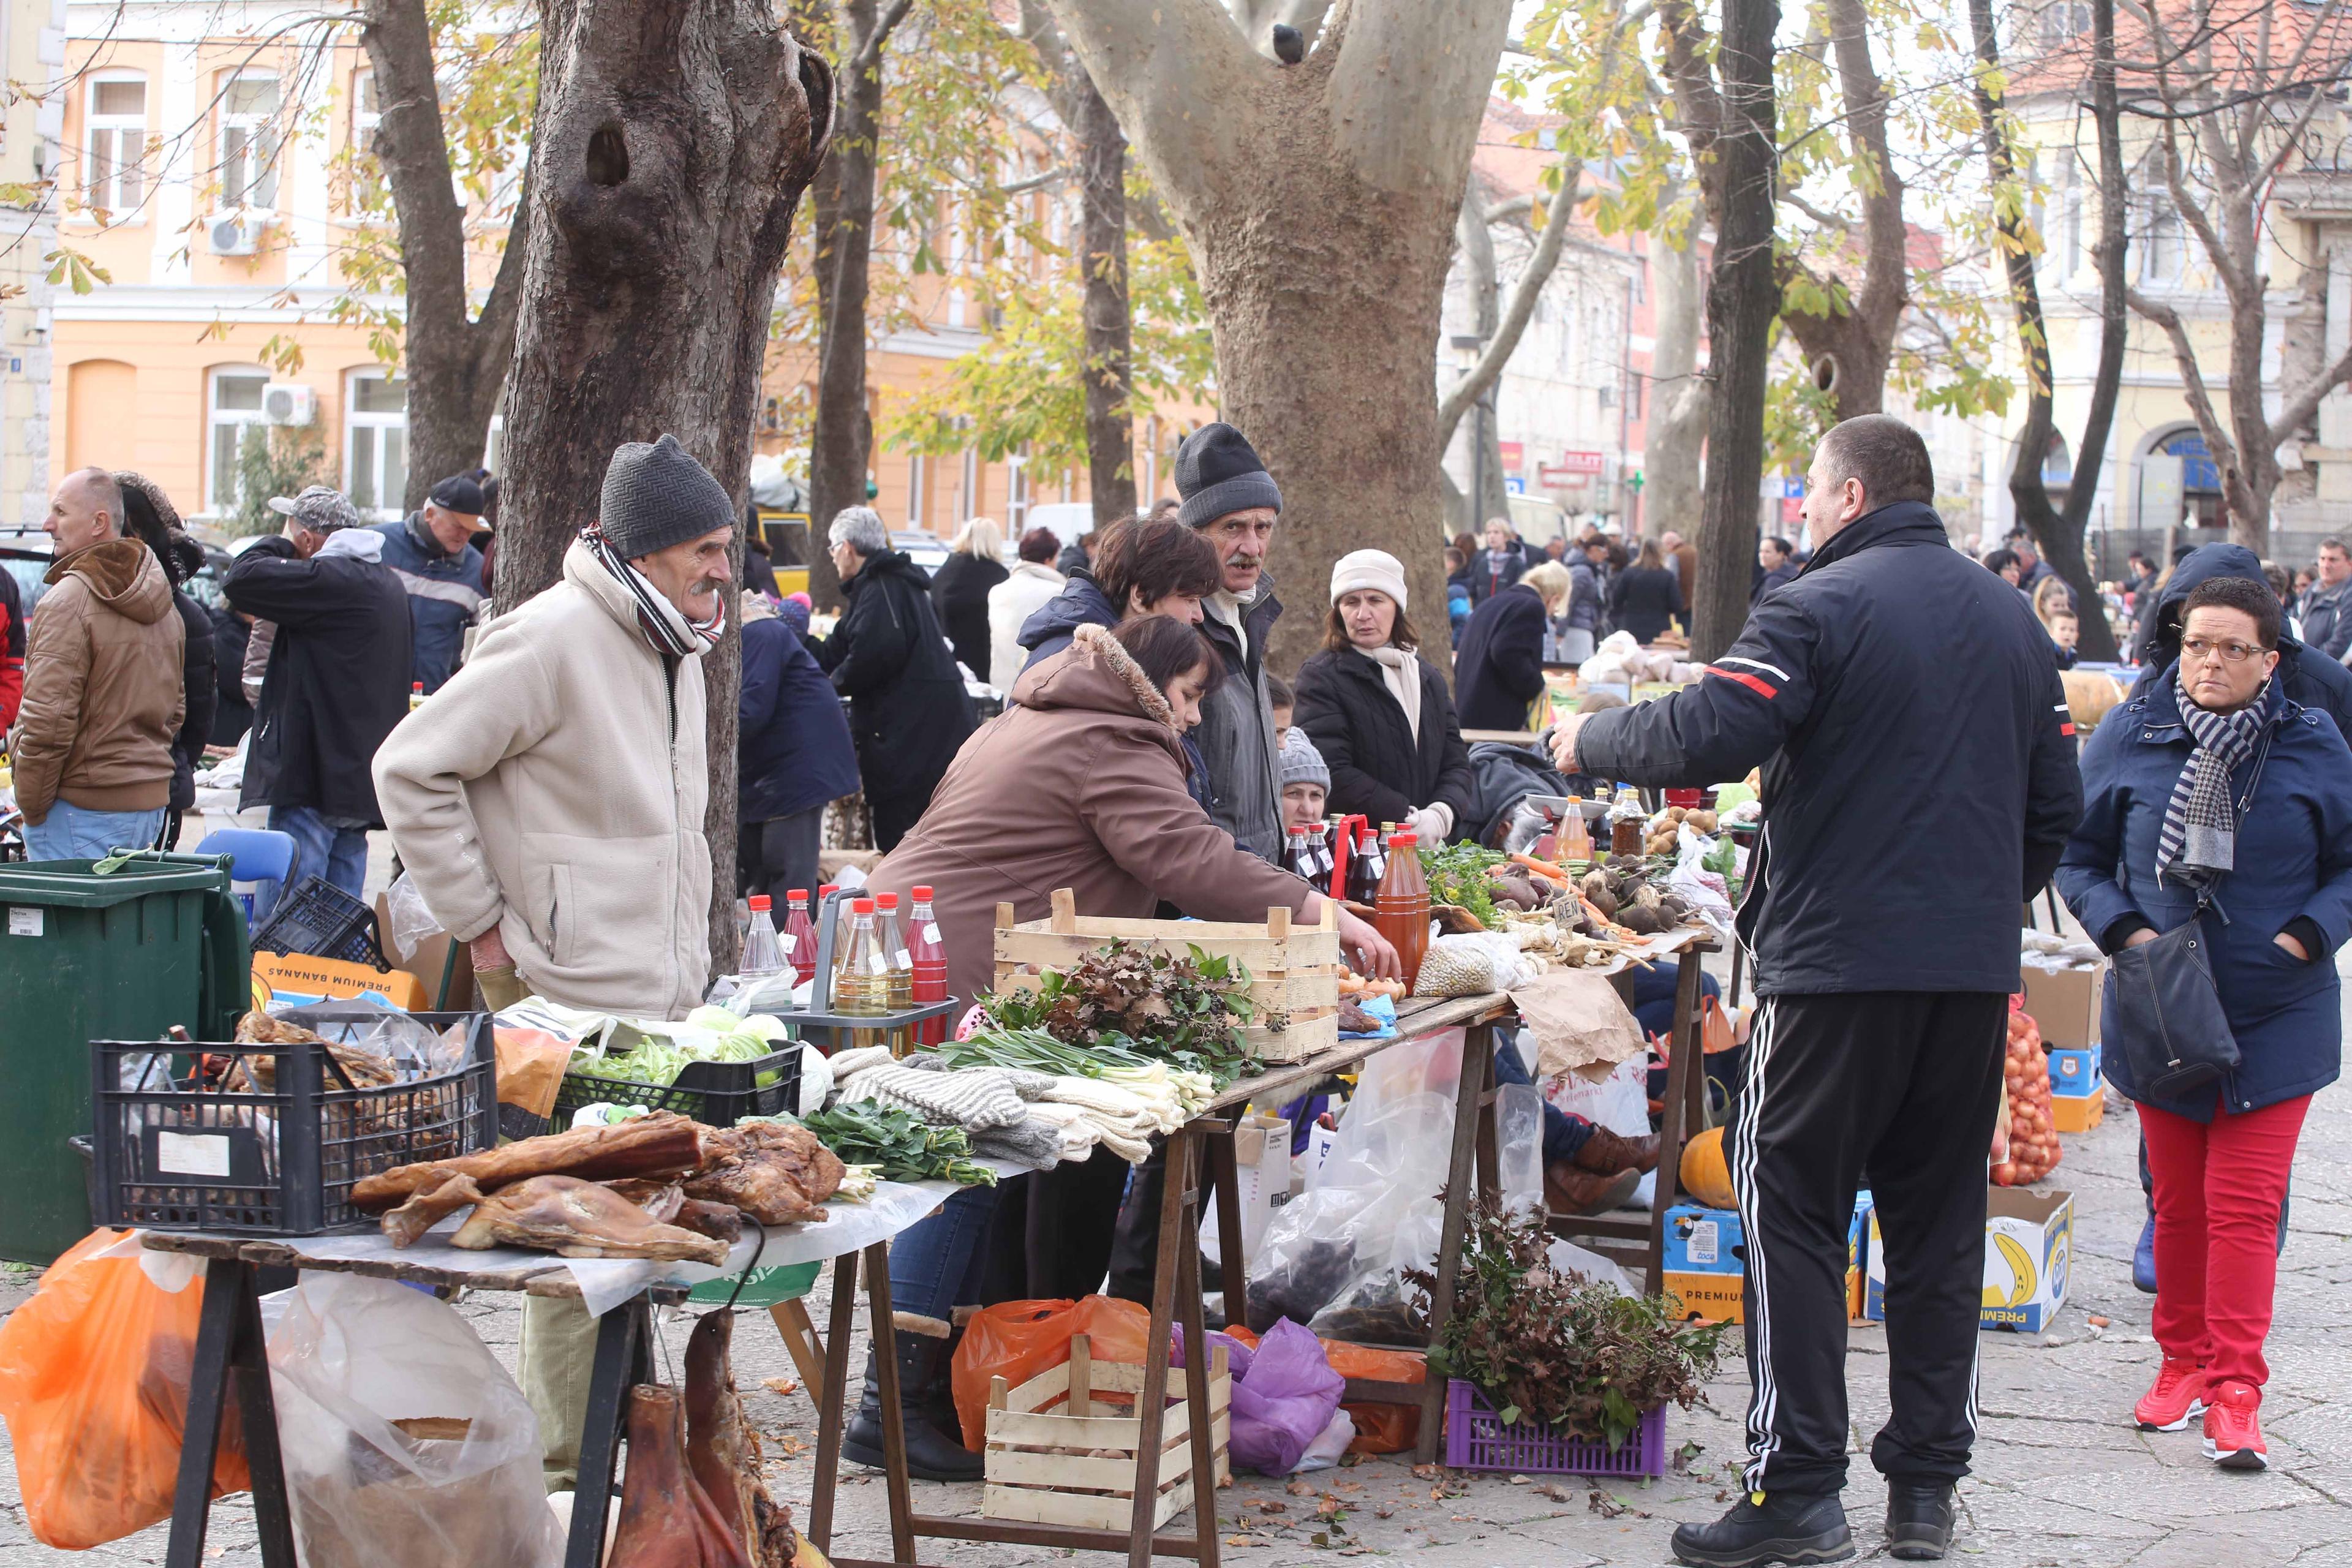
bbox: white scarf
[1359,644,1422,742]
[1209,587,1255,660]
[579,524,725,657]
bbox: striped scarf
[579,524,725,658]
[2156,669,2276,894]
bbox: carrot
[1512,853,1572,883]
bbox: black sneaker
[1884,1480,1956,1560]
[1670,1491,1855,1567]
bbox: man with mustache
[1175,421,1287,859]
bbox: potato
[1688,810,1718,833]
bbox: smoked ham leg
[352,1111,711,1210]
[448,1175,729,1265]
[608,1385,751,1568]
[684,1122,846,1226]
[684,1311,799,1568]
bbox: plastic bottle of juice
[1284,826,1315,882]
[908,885,949,1044]
[1559,807,1593,865]
[1373,831,1431,992]
[409,680,425,711]
[873,893,914,1012]
[834,897,891,1025]
[781,889,818,979]
[741,895,786,979]
[1350,823,1388,906]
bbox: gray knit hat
[828,505,888,556]
[600,434,735,559]
[1277,726,1329,791]
[1175,422,1283,529]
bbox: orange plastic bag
[951,1296,1156,1449]
[0,1229,251,1548]
[1323,1341,1426,1453]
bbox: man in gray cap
[1175,421,1286,858]
[222,483,409,916]
[374,432,736,1488]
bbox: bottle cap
[412,680,423,692]
[853,897,876,914]
[748,895,771,912]
[787,889,809,902]
[876,892,900,910]
[1360,824,1376,843]
[911,884,933,900]
[819,883,839,898]
[1392,831,1418,846]
[1290,826,1307,836]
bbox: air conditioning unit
[263,383,315,426]
[206,213,265,257]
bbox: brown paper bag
[1510,971,1646,1082]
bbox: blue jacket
[372,516,486,693]
[2130,543,2352,738]
[1576,501,2082,995]
[2056,674,2352,1120]
[1453,582,1548,731]
[1016,568,1120,671]
[739,614,859,823]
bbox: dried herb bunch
[984,941,1256,1085]
[1408,1192,1727,1449]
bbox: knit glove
[972,1118,1066,1171]
[1409,803,1455,845]
[845,1065,1028,1132]
[827,1045,898,1083]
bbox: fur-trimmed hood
[1011,620,1182,734]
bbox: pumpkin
[1679,1126,1739,1209]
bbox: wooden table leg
[770,1296,829,1409]
[167,1259,294,1568]
[1205,1118,1246,1330]
[566,1295,648,1568]
[1415,1025,1493,1465]
[1470,1022,1501,1201]
[862,1242,919,1566]
[1174,1158,1223,1568]
[806,1251,861,1553]
[1127,1128,1192,1567]
[1644,948,1708,1298]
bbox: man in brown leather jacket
[11,467,184,859]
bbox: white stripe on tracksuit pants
[1728,989,2008,1498]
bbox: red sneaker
[2202,1381,2267,1470]
[2134,1359,2209,1431]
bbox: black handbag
[2105,735,2272,1101]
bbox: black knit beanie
[600,434,736,559]
[1175,422,1283,529]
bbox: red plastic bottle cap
[854,897,877,914]
[876,892,899,910]
[819,883,839,899]
[786,888,809,901]
[911,884,933,900]
[748,895,771,911]
[1393,832,1418,846]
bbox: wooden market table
[817,924,1718,1568]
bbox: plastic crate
[1442,1381,1667,1477]
[552,1047,803,1126]
[90,1012,496,1237]
[252,875,385,970]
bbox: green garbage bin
[0,854,249,1263]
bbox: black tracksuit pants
[1735,990,2006,1497]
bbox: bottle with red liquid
[1373,830,1431,992]
[780,889,818,980]
[1348,823,1387,907]
[1284,826,1315,882]
[907,884,949,1044]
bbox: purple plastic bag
[1220,1318,1344,1474]
[1172,1323,1256,1384]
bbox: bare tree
[1040,0,1516,671]
[1641,200,1711,538]
[1660,0,1781,658]
[1972,0,2128,660]
[2122,0,2352,553]
[496,0,834,966]
[356,0,537,508]
[1774,0,1905,421]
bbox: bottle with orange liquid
[1372,830,1431,991]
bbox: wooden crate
[982,1332,1232,1533]
[992,888,1341,1064]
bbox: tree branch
[1484,194,1532,225]
[1039,0,1263,208]
[1436,165,1583,448]
[2274,331,2352,442]
[2128,285,2242,480]
[1326,0,1513,189]
[358,0,467,331]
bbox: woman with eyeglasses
[2057,575,2352,1471]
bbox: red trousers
[2140,1093,2310,1392]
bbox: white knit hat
[1330,548,1408,609]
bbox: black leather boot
[842,1314,983,1482]
[1669,1491,1854,1567]
[1883,1481,1956,1561]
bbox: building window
[2143,193,2185,283]
[85,76,146,215]
[907,453,927,528]
[2038,1,2090,45]
[347,371,409,517]
[348,70,383,211]
[219,74,281,209]
[208,368,271,513]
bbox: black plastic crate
[552,1046,804,1126]
[91,1012,496,1235]
[252,875,386,969]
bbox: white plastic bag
[268,1273,563,1568]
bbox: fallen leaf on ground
[1335,1480,1362,1493]
[761,1376,799,1396]
[1286,1479,1316,1495]
[1226,1537,1250,1547]
[1251,1500,1288,1515]
[1508,1473,1531,1485]
[1373,1507,1395,1520]
[1536,1483,1575,1503]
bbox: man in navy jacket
[739,594,858,905]
[1554,417,2082,1567]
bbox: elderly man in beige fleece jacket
[372,433,736,1488]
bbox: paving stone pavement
[7,974,2351,1567]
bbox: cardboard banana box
[1863,1188,2074,1333]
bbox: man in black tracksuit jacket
[1554,417,2082,1567]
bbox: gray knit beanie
[1277,726,1330,791]
[600,434,736,559]
[828,505,889,556]
[1175,422,1283,529]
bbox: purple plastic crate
[1442,1380,1667,1477]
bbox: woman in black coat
[1608,537,1686,644]
[117,475,217,847]
[1292,549,1474,842]
[1454,562,1570,732]
[929,517,1009,682]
